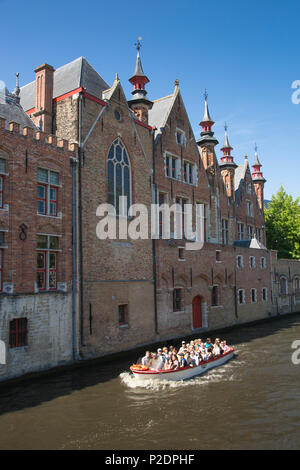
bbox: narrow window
[222,219,229,245]
[262,287,268,301]
[37,235,59,291]
[178,247,185,260]
[118,305,128,326]
[9,318,28,348]
[216,250,221,262]
[251,288,257,303]
[0,248,3,292]
[294,278,300,295]
[249,256,256,269]
[237,255,243,269]
[212,286,219,306]
[173,288,183,312]
[238,223,244,240]
[238,289,245,304]
[280,277,288,295]
[0,158,6,209]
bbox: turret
[219,124,237,199]
[128,38,153,124]
[252,144,266,210]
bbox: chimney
[33,64,55,133]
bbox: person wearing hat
[178,341,186,355]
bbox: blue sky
[1,0,299,200]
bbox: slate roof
[20,57,110,111]
[148,93,175,140]
[0,87,36,129]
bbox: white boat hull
[130,349,235,381]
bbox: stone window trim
[293,276,300,295]
[238,289,246,305]
[262,287,268,302]
[178,246,185,261]
[183,159,197,186]
[251,288,257,303]
[260,257,267,269]
[37,168,60,217]
[249,256,256,269]
[279,276,289,296]
[236,254,244,269]
[36,234,60,291]
[175,128,186,147]
[164,151,181,181]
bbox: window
[158,192,167,238]
[212,286,219,306]
[173,288,184,312]
[37,234,59,291]
[175,129,186,146]
[37,168,59,216]
[183,161,194,184]
[222,219,229,245]
[216,250,221,262]
[175,197,188,239]
[165,155,178,179]
[238,223,244,241]
[0,248,3,292]
[9,318,28,348]
[119,305,128,326]
[0,231,4,245]
[178,247,185,260]
[260,257,267,269]
[262,287,268,302]
[251,288,257,303]
[256,228,262,242]
[114,110,121,121]
[294,277,300,294]
[247,225,253,239]
[238,289,245,305]
[0,158,6,209]
[107,138,131,216]
[246,200,253,217]
[280,277,288,295]
[236,255,244,269]
[249,256,256,269]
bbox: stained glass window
[107,138,131,215]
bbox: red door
[192,296,202,329]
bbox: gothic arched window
[107,138,131,215]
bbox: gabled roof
[148,93,175,140]
[20,57,110,111]
[0,88,36,129]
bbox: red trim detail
[133,118,153,130]
[130,348,235,375]
[82,90,107,107]
[26,107,35,115]
[54,87,83,103]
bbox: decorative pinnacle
[14,72,20,96]
[224,122,228,132]
[204,89,208,101]
[255,142,258,153]
[174,79,179,88]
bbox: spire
[197,90,218,147]
[14,73,20,97]
[201,89,214,126]
[128,37,153,123]
[220,123,236,168]
[252,144,266,182]
[129,37,149,92]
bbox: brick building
[0,83,77,381]
[0,44,299,381]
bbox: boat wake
[120,359,240,391]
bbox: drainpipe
[77,94,108,347]
[70,156,81,360]
[152,129,159,335]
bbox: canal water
[0,314,299,450]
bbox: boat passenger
[190,351,199,366]
[205,338,212,349]
[162,347,169,359]
[141,351,151,366]
[221,340,231,353]
[179,353,187,368]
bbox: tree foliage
[265,186,300,259]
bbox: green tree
[265,186,300,259]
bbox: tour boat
[130,348,235,381]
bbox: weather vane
[135,36,142,51]
[204,89,208,100]
[255,143,258,153]
[224,122,228,132]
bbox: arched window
[107,138,131,215]
[280,276,288,295]
[294,277,300,295]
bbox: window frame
[9,318,28,348]
[118,304,128,326]
[37,168,59,217]
[173,288,184,312]
[251,288,257,303]
[36,235,59,291]
[238,289,246,305]
[0,248,3,292]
